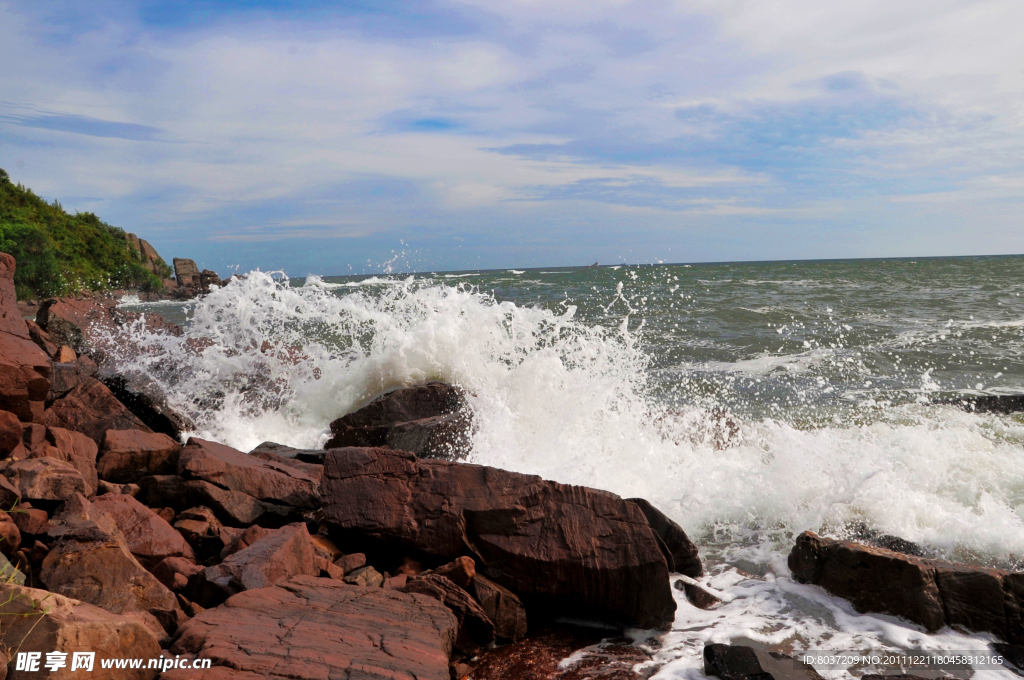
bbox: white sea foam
[104,270,1024,673]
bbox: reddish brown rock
[97,429,180,484]
[0,360,49,423]
[40,495,179,615]
[218,525,270,559]
[322,447,676,629]
[627,497,703,577]
[0,409,20,455]
[470,574,528,641]
[334,552,366,575]
[165,575,457,680]
[45,426,99,496]
[186,523,317,607]
[0,509,21,556]
[92,493,195,568]
[46,354,99,401]
[0,474,21,510]
[139,475,298,527]
[44,378,151,443]
[152,556,205,591]
[405,574,495,654]
[178,437,319,509]
[430,555,476,589]
[0,457,86,502]
[0,582,162,680]
[324,382,472,460]
[11,504,49,536]
[25,318,57,357]
[467,627,652,680]
[789,531,1024,643]
[35,296,118,353]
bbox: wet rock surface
[703,644,824,680]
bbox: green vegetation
[0,168,170,300]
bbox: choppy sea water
[117,255,1024,678]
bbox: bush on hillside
[0,168,167,299]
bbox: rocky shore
[0,251,1022,679]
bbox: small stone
[675,577,722,610]
[334,552,366,575]
[344,565,384,588]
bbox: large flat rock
[165,575,458,680]
[322,447,676,629]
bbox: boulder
[322,447,676,629]
[40,496,179,615]
[92,493,195,568]
[627,497,703,577]
[172,258,201,289]
[334,552,366,575]
[675,577,722,610]
[404,574,495,654]
[138,475,298,527]
[0,410,21,456]
[97,429,180,484]
[218,525,270,560]
[250,440,327,465]
[470,574,528,641]
[25,318,57,357]
[44,427,99,497]
[44,378,151,443]
[0,457,86,502]
[0,361,48,423]
[324,383,473,460]
[165,575,457,680]
[789,531,1024,642]
[11,505,49,537]
[178,437,319,508]
[343,565,384,588]
[186,523,317,607]
[704,644,823,680]
[151,556,205,592]
[0,475,21,511]
[0,582,162,680]
[200,269,222,290]
[0,509,21,556]
[102,375,194,440]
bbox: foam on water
[111,269,1024,677]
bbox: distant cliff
[0,167,171,300]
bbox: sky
[2,0,1023,275]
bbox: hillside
[0,167,170,300]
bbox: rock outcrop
[322,447,677,629]
[324,383,473,460]
[789,531,1024,643]
[164,575,458,680]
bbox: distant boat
[587,262,599,268]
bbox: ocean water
[116,255,1024,678]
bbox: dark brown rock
[25,318,57,357]
[45,426,99,496]
[178,437,319,508]
[165,575,457,680]
[789,531,1023,642]
[322,447,675,629]
[324,382,473,460]
[11,505,49,536]
[97,429,180,483]
[0,457,86,502]
[675,577,722,609]
[138,475,299,527]
[102,374,194,439]
[0,475,21,511]
[35,296,118,353]
[172,258,201,289]
[44,378,151,443]
[0,255,52,421]
[46,354,98,401]
[218,524,270,559]
[92,493,195,568]
[470,574,528,641]
[429,555,476,589]
[0,509,21,556]
[627,497,703,577]
[405,574,495,654]
[468,627,651,680]
[186,523,317,607]
[0,582,162,680]
[704,644,823,680]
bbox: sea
[116,254,1024,678]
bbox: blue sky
[2,0,1023,275]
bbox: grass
[0,167,171,300]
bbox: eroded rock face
[178,437,319,509]
[322,447,676,629]
[324,383,473,460]
[165,575,458,680]
[0,582,162,680]
[98,429,180,484]
[44,378,151,443]
[789,531,1024,643]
